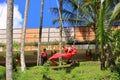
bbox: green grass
[13,66,45,80]
[70,61,119,80]
[47,61,119,80]
[0,61,119,80]
[14,61,120,80]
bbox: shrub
[0,66,5,80]
[14,61,51,80]
[13,66,46,80]
[114,61,120,74]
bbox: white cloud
[0,2,23,29]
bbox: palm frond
[49,7,82,20]
[77,2,94,22]
[49,8,59,16]
[52,18,59,24]
[110,3,120,22]
[62,9,80,18]
[52,17,84,25]
[62,18,84,25]
[97,0,105,44]
[66,0,93,21]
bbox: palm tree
[6,0,14,80]
[97,0,108,70]
[97,0,120,69]
[21,0,30,72]
[50,0,101,54]
[50,0,120,69]
[37,0,44,65]
[50,0,120,50]
[58,0,63,66]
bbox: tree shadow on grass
[42,74,52,80]
[65,62,80,73]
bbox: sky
[0,0,58,29]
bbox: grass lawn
[47,61,119,80]
[0,61,119,80]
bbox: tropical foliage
[50,0,120,69]
[97,0,120,69]
[50,0,99,27]
[112,29,120,60]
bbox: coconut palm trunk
[6,0,14,80]
[58,0,63,66]
[37,0,44,66]
[21,0,30,72]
